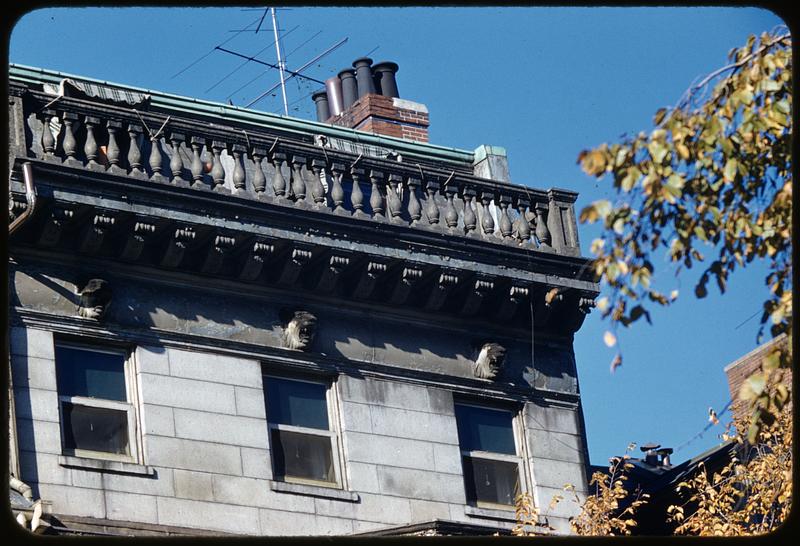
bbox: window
[455,402,525,509]
[55,342,139,463]
[264,375,342,487]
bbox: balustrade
[23,98,576,254]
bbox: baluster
[290,155,307,202]
[350,166,366,218]
[425,180,441,226]
[210,140,226,190]
[271,152,287,198]
[190,136,206,188]
[251,146,267,194]
[40,109,56,157]
[462,187,477,235]
[330,162,346,214]
[149,133,165,181]
[127,123,144,175]
[369,169,385,220]
[387,173,404,223]
[444,184,459,230]
[84,116,100,169]
[232,143,247,192]
[535,202,552,247]
[169,131,186,185]
[480,191,495,236]
[62,112,79,165]
[516,197,532,244]
[406,177,422,225]
[499,195,513,239]
[310,159,327,207]
[106,120,123,173]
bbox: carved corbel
[351,259,390,300]
[282,310,318,351]
[473,342,507,380]
[460,276,495,317]
[315,253,351,293]
[120,221,156,262]
[38,205,75,247]
[425,269,460,311]
[77,278,112,320]
[78,212,116,255]
[389,265,424,305]
[563,292,596,333]
[239,239,276,281]
[160,226,196,268]
[201,234,237,275]
[276,245,314,286]
[494,284,530,322]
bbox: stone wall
[11,325,589,535]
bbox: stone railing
[18,90,582,256]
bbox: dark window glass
[462,456,520,506]
[271,429,335,483]
[62,402,129,455]
[455,404,516,455]
[266,377,329,430]
[55,346,127,401]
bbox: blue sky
[8,6,787,466]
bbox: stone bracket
[160,226,196,269]
[351,257,391,300]
[239,238,277,281]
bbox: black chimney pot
[311,89,330,122]
[353,57,376,98]
[338,68,358,110]
[372,61,400,98]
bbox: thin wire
[734,309,762,330]
[674,398,734,454]
[205,25,300,94]
[170,15,261,79]
[284,30,322,60]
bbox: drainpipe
[9,162,37,235]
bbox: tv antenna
[171,7,351,116]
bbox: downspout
[9,162,36,481]
[9,162,37,235]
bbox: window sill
[58,455,156,477]
[268,480,360,502]
[464,505,517,522]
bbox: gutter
[9,162,37,235]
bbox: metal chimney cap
[311,89,328,100]
[352,57,374,68]
[372,61,399,72]
[338,68,356,78]
[640,442,661,452]
[656,447,674,455]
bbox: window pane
[455,404,516,455]
[265,377,329,430]
[462,456,520,506]
[272,429,335,483]
[62,402,129,455]
[56,345,127,401]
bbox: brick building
[7,60,598,536]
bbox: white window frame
[455,401,528,510]
[264,374,344,489]
[55,341,141,465]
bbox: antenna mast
[271,7,289,115]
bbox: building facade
[7,63,598,536]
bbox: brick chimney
[313,58,430,143]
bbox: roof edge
[9,63,474,165]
